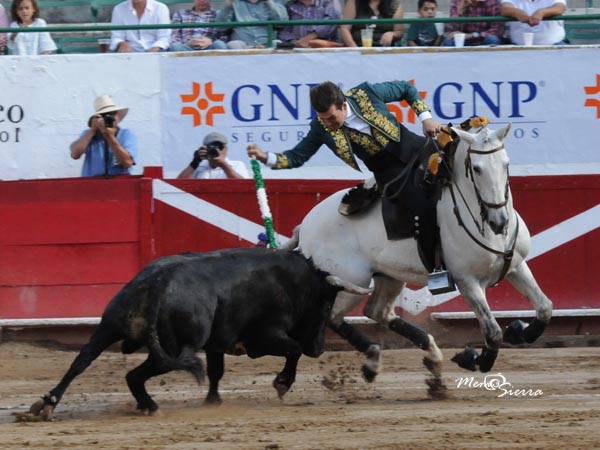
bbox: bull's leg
[30,325,121,421]
[504,262,553,345]
[364,275,444,381]
[246,330,302,400]
[204,351,224,405]
[125,354,171,414]
[451,281,503,373]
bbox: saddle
[338,122,469,272]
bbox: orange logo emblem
[180,82,226,127]
[584,74,600,119]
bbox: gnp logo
[179,81,425,127]
[584,74,600,119]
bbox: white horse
[286,122,553,384]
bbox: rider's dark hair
[309,82,345,113]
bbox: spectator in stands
[500,0,566,45]
[177,131,249,179]
[216,0,288,49]
[70,95,138,178]
[442,0,504,46]
[170,0,228,51]
[110,0,171,52]
[0,4,8,54]
[340,0,404,47]
[278,0,342,48]
[406,0,442,46]
[7,0,57,55]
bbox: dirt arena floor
[0,342,599,450]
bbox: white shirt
[193,159,250,179]
[110,0,171,52]
[8,19,57,55]
[502,0,566,45]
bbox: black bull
[29,248,369,420]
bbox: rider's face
[317,102,347,130]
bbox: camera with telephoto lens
[101,113,115,128]
[205,143,222,158]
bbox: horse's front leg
[364,275,445,397]
[503,262,553,345]
[451,281,503,372]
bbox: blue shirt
[74,128,138,177]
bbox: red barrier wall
[1,169,599,322]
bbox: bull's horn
[326,276,372,295]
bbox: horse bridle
[442,141,519,286]
[464,145,510,235]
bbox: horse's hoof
[476,347,499,373]
[425,376,449,400]
[361,344,381,383]
[503,320,527,345]
[423,356,442,378]
[451,347,479,371]
[40,404,55,421]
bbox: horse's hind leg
[364,275,444,381]
[504,262,553,344]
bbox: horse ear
[451,127,475,146]
[495,123,512,141]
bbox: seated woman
[340,0,404,47]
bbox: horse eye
[473,166,482,175]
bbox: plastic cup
[454,33,466,48]
[360,28,373,47]
[98,38,110,53]
[523,32,534,46]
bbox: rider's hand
[247,144,268,163]
[422,118,442,137]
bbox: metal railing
[1,14,599,50]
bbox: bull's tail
[281,225,300,250]
[146,330,205,385]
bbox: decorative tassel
[250,158,278,249]
[428,153,440,176]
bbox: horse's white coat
[296,124,553,373]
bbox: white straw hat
[89,95,129,125]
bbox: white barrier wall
[1,46,599,181]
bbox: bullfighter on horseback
[246,80,442,215]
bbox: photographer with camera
[177,131,249,179]
[70,95,138,178]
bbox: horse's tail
[281,225,300,250]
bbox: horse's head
[451,123,512,235]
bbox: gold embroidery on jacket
[411,99,429,115]
[345,128,380,157]
[317,116,360,170]
[347,88,400,141]
[275,153,290,168]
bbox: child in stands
[8,0,57,55]
[405,0,442,46]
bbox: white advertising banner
[0,47,598,181]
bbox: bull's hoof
[503,320,528,345]
[272,375,292,400]
[451,347,479,371]
[361,344,381,383]
[30,394,57,421]
[204,393,223,406]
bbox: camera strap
[103,137,109,179]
